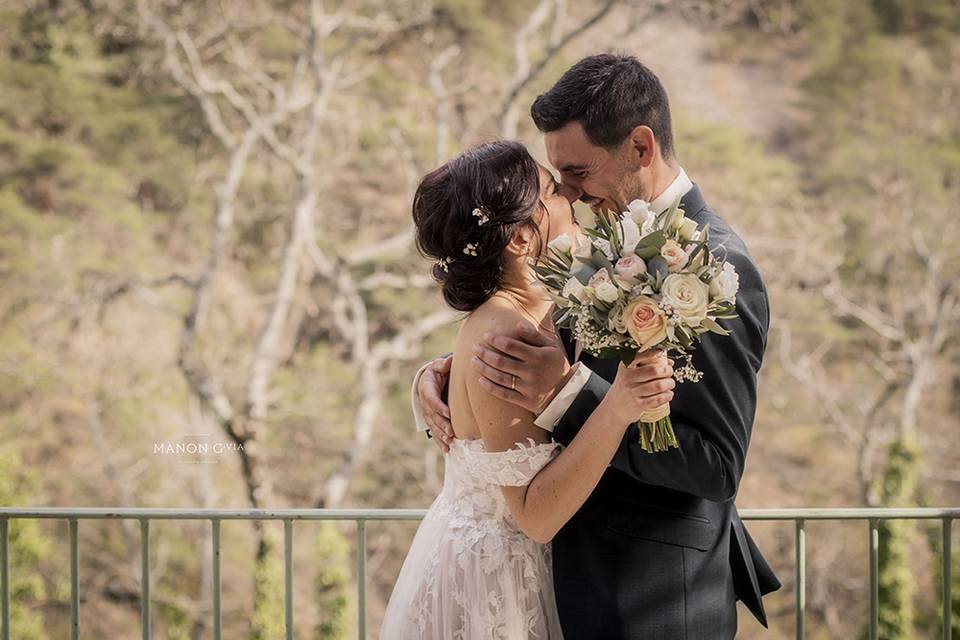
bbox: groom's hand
[419,355,454,453]
[471,321,572,414]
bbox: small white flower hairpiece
[437,257,452,272]
[463,243,478,256]
[472,207,490,226]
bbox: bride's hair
[412,140,542,312]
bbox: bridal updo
[412,141,541,312]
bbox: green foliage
[873,439,920,640]
[252,531,286,640]
[0,449,50,640]
[313,523,351,640]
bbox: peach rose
[660,239,688,272]
[623,296,667,351]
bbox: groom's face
[544,121,642,214]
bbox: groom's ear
[627,125,657,168]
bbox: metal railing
[0,507,956,639]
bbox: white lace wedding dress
[380,437,565,639]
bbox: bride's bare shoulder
[456,296,524,347]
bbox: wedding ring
[510,374,517,390]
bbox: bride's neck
[496,266,551,318]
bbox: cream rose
[572,234,594,264]
[660,239,689,272]
[678,217,699,241]
[562,276,587,301]
[709,262,740,302]
[661,273,710,325]
[615,255,647,282]
[623,296,667,350]
[595,281,621,304]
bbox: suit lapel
[680,183,709,222]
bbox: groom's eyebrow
[558,163,588,173]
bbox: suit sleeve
[553,247,769,502]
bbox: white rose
[574,207,597,229]
[640,210,657,236]
[678,217,699,241]
[617,217,641,255]
[661,273,710,326]
[626,199,651,223]
[660,239,689,272]
[709,262,740,302]
[595,281,621,304]
[548,233,573,255]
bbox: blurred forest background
[1,0,958,638]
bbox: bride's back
[447,295,553,445]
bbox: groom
[413,54,780,639]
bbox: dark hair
[412,141,541,312]
[530,53,675,157]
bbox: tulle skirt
[380,492,564,639]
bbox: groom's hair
[531,53,674,157]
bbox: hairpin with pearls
[463,243,478,256]
[436,257,452,272]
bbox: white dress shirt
[410,167,694,435]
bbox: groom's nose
[558,182,582,204]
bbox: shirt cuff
[534,363,592,432]
[411,361,433,433]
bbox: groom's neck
[648,157,681,202]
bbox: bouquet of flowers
[532,198,740,453]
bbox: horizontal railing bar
[0,507,956,521]
[0,508,428,521]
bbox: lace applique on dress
[380,438,564,639]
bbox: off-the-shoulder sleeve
[462,438,561,487]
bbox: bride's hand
[603,351,676,427]
[419,355,454,452]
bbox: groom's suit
[549,184,780,640]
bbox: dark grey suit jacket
[550,184,781,639]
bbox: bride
[380,141,675,639]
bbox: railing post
[141,519,150,640]
[869,518,879,640]
[357,519,366,640]
[284,519,293,640]
[796,518,805,640]
[69,518,79,640]
[212,519,221,640]
[1,518,9,640]
[945,517,953,640]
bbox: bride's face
[531,163,577,253]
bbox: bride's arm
[466,351,672,544]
